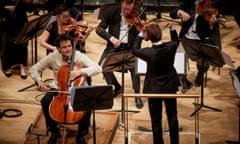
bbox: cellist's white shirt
[29,50,102,89]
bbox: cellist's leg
[76,110,91,144]
[40,88,60,144]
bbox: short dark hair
[121,0,135,4]
[145,23,162,42]
[55,34,72,47]
[54,3,69,15]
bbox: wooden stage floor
[1,12,240,144]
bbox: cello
[49,41,86,124]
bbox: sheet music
[221,51,235,69]
[136,52,186,75]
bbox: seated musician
[40,3,90,54]
[29,34,102,144]
[40,4,92,85]
[95,0,145,109]
[170,0,220,87]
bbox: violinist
[170,0,220,87]
[40,4,93,85]
[40,4,91,54]
[96,0,146,109]
[29,34,102,144]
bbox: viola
[197,0,219,21]
[49,63,86,123]
[125,10,147,32]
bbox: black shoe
[135,98,143,109]
[3,71,12,77]
[20,74,27,79]
[181,79,193,93]
[113,86,122,97]
[48,132,61,144]
[76,135,86,144]
[194,74,201,87]
[194,79,201,87]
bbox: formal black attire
[96,5,145,95]
[170,0,221,86]
[132,29,180,144]
[0,0,33,72]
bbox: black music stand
[181,38,233,116]
[97,3,120,20]
[15,13,51,64]
[101,51,137,144]
[71,85,113,144]
[101,51,138,121]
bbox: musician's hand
[209,14,217,27]
[111,38,121,48]
[75,31,87,41]
[70,70,80,81]
[37,80,49,92]
[163,22,173,28]
[178,10,191,22]
[4,5,16,12]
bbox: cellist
[29,34,102,144]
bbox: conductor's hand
[163,22,173,28]
[37,80,49,92]
[178,10,191,22]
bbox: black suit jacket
[170,0,221,48]
[132,30,180,93]
[96,5,146,64]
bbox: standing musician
[170,0,221,87]
[132,22,180,144]
[0,0,38,78]
[29,34,102,144]
[95,0,145,109]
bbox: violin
[63,18,94,42]
[63,20,89,33]
[197,0,219,21]
[125,10,147,32]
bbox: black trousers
[99,44,140,93]
[41,89,91,136]
[148,97,179,144]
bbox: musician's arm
[29,54,53,91]
[70,52,102,80]
[169,25,178,42]
[40,29,57,51]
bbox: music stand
[15,13,52,64]
[181,38,233,116]
[71,85,113,144]
[101,51,137,144]
[101,50,138,120]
